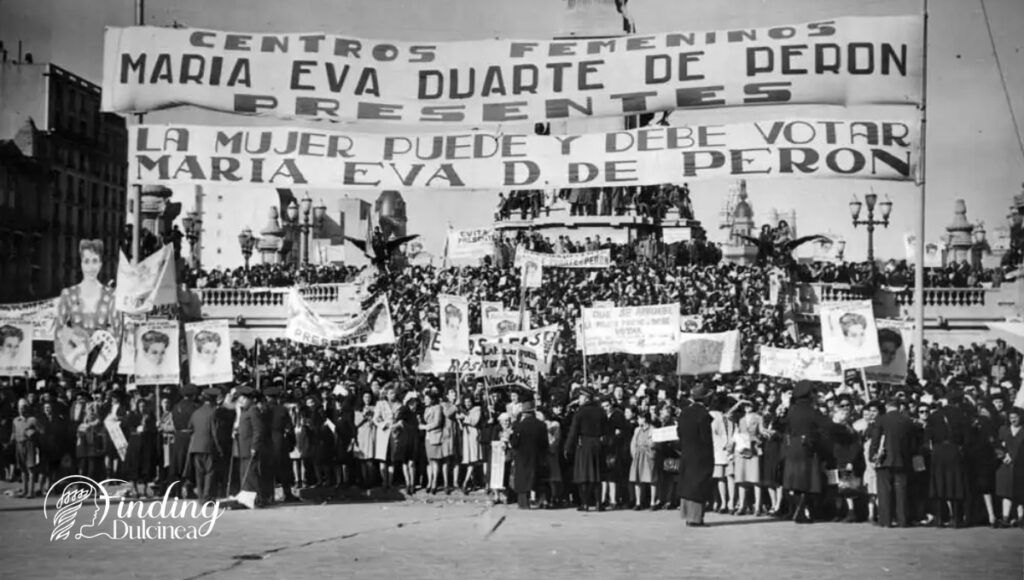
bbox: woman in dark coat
[966,406,1000,526]
[392,393,422,494]
[995,406,1024,526]
[925,393,968,527]
[652,404,679,510]
[332,394,357,489]
[760,405,786,515]
[782,381,831,523]
[601,398,631,509]
[123,398,157,497]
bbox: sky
[1,0,1022,268]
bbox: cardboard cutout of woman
[55,239,123,375]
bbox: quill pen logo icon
[44,476,225,541]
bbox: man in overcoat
[236,386,270,507]
[676,385,714,527]
[564,387,608,511]
[511,400,548,509]
[870,398,916,528]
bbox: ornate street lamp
[182,210,202,268]
[850,193,892,264]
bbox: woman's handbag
[663,458,680,474]
[837,469,863,492]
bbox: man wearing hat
[676,384,714,527]
[511,399,548,509]
[236,385,270,507]
[188,387,223,502]
[170,385,199,498]
[563,386,607,512]
[264,384,299,503]
[869,397,916,528]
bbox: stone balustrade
[196,283,359,322]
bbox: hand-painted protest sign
[759,346,843,383]
[135,320,182,386]
[579,304,680,355]
[418,327,540,388]
[446,228,496,261]
[0,299,57,341]
[864,319,914,384]
[676,330,742,375]
[820,300,881,368]
[514,248,612,269]
[115,245,178,315]
[104,416,129,462]
[286,289,395,349]
[128,118,920,190]
[103,16,923,124]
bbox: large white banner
[286,289,396,348]
[185,320,233,386]
[579,304,680,355]
[103,17,923,124]
[0,299,57,341]
[758,346,843,383]
[446,228,496,261]
[135,320,181,386]
[676,330,742,376]
[438,295,470,354]
[115,246,178,315]
[472,323,560,373]
[418,326,541,388]
[514,248,612,269]
[820,300,881,368]
[864,319,914,384]
[0,321,33,377]
[129,118,920,190]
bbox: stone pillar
[945,199,974,265]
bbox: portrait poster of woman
[54,239,124,375]
[438,295,469,354]
[0,322,34,377]
[820,300,881,369]
[185,320,233,386]
[135,320,181,386]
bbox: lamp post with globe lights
[849,192,893,264]
[238,227,257,272]
[285,194,327,265]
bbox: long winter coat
[676,402,714,503]
[511,414,548,495]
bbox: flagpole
[913,0,928,381]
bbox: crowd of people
[495,184,695,222]
[1,236,1022,530]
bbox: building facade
[0,59,127,296]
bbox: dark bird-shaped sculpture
[735,230,832,274]
[345,226,419,274]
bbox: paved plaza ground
[0,491,1021,580]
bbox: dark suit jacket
[870,411,916,469]
[267,403,293,456]
[676,402,714,502]
[187,403,221,455]
[237,405,269,459]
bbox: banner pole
[913,0,928,381]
